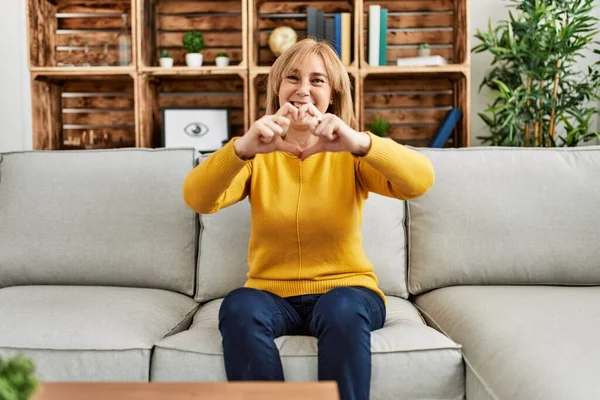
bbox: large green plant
[182,31,204,54]
[0,355,39,400]
[472,0,600,147]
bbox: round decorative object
[268,26,298,57]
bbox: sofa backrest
[408,146,600,295]
[194,191,409,302]
[0,149,198,296]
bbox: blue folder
[431,108,462,148]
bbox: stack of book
[367,5,389,66]
[306,7,352,66]
[368,5,449,67]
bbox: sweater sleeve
[354,132,435,200]
[182,138,252,214]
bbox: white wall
[0,0,31,152]
[0,1,598,151]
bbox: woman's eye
[312,78,324,84]
[287,75,298,80]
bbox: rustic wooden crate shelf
[30,74,137,150]
[360,72,469,147]
[28,0,470,149]
[27,0,137,69]
[360,0,469,67]
[137,73,248,148]
[138,0,247,69]
[249,0,359,68]
[139,66,248,76]
[360,64,469,76]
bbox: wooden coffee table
[32,382,339,400]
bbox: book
[307,7,317,39]
[378,8,388,66]
[341,13,351,65]
[316,11,324,39]
[325,17,335,49]
[368,5,380,66]
[431,108,462,148]
[333,13,342,58]
[396,55,449,67]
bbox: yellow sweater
[183,132,434,303]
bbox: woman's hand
[234,103,303,159]
[298,103,371,161]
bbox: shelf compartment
[139,0,247,68]
[27,0,136,68]
[249,0,357,67]
[31,74,137,150]
[361,0,468,67]
[138,73,248,148]
[360,72,469,147]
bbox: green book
[379,8,388,66]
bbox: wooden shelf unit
[27,0,470,150]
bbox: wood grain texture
[32,382,339,400]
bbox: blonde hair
[265,38,357,130]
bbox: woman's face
[278,53,333,115]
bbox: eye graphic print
[184,122,209,138]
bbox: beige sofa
[1,146,599,400]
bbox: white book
[396,55,449,67]
[368,5,380,66]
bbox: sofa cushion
[415,286,600,400]
[151,296,464,400]
[0,149,198,295]
[195,192,409,302]
[0,286,198,381]
[409,146,600,295]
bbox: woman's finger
[264,117,284,136]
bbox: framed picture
[162,108,230,153]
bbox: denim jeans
[218,286,386,400]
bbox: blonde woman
[183,38,434,400]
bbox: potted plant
[182,31,204,67]
[0,354,39,400]
[418,44,431,57]
[366,116,390,138]
[215,52,229,67]
[472,0,600,147]
[159,50,173,68]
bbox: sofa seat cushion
[152,296,464,400]
[0,286,199,381]
[415,286,600,400]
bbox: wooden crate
[139,0,247,68]
[360,72,469,147]
[361,0,468,66]
[31,74,136,150]
[138,73,248,148]
[249,0,357,67]
[249,71,359,124]
[27,0,136,68]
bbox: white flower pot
[159,57,174,68]
[418,48,431,57]
[185,53,203,67]
[215,56,230,67]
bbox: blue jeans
[218,286,386,400]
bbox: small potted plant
[366,116,390,138]
[183,31,204,67]
[418,44,431,57]
[215,52,230,67]
[159,50,173,68]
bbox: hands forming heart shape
[234,102,371,161]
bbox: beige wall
[0,1,598,151]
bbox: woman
[182,38,434,400]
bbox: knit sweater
[183,132,435,303]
